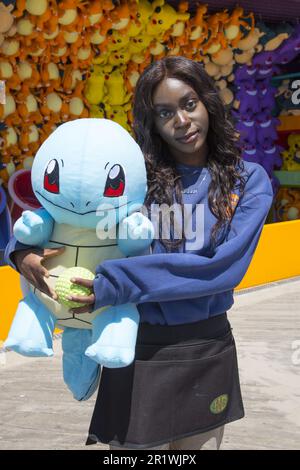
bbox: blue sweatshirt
[5,161,273,326]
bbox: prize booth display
[0,0,300,340]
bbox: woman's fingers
[69,304,94,315]
[62,278,95,312]
[68,293,95,304]
[35,273,58,299]
[33,265,57,298]
[70,277,94,289]
[42,247,65,259]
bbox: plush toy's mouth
[35,191,132,215]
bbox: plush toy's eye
[44,159,59,194]
[155,7,161,13]
[104,164,125,197]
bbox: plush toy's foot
[4,338,53,357]
[85,344,135,368]
[62,328,101,401]
[85,304,139,368]
[4,292,56,357]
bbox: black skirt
[86,313,244,449]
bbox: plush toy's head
[31,118,147,229]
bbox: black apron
[86,313,244,449]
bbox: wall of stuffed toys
[0,0,300,263]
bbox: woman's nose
[174,109,190,127]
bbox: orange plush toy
[224,7,255,48]
[17,124,40,156]
[17,60,41,90]
[0,126,21,162]
[0,60,20,91]
[202,11,229,55]
[0,2,17,47]
[40,62,62,90]
[16,91,43,125]
[0,94,22,127]
[68,81,89,120]
[61,65,83,94]
[39,90,69,123]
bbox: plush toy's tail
[62,328,101,401]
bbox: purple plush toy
[257,79,276,110]
[236,81,260,114]
[235,110,257,145]
[234,65,257,84]
[276,27,300,65]
[252,51,280,79]
[256,111,281,145]
[240,141,262,165]
[261,138,283,171]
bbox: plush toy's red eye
[44,159,59,194]
[104,164,125,197]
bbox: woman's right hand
[13,247,65,299]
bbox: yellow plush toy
[146,0,189,39]
[126,0,154,37]
[84,64,111,105]
[105,102,132,132]
[108,49,131,67]
[128,33,152,55]
[104,68,131,106]
[286,134,300,170]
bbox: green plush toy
[55,267,95,308]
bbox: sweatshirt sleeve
[4,236,31,271]
[93,164,274,310]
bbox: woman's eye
[103,164,125,197]
[44,159,59,194]
[186,100,196,110]
[158,109,173,119]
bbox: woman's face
[152,78,209,166]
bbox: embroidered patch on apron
[210,394,229,414]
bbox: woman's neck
[171,143,209,167]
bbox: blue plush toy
[4,118,154,400]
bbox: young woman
[6,57,273,450]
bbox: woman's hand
[67,278,95,314]
[13,247,65,299]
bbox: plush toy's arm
[13,208,54,246]
[117,212,155,256]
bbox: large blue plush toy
[4,118,154,400]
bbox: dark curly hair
[132,56,246,250]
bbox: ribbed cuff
[93,273,118,311]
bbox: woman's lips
[176,130,199,144]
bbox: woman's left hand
[68,278,95,314]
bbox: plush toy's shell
[32,223,124,328]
